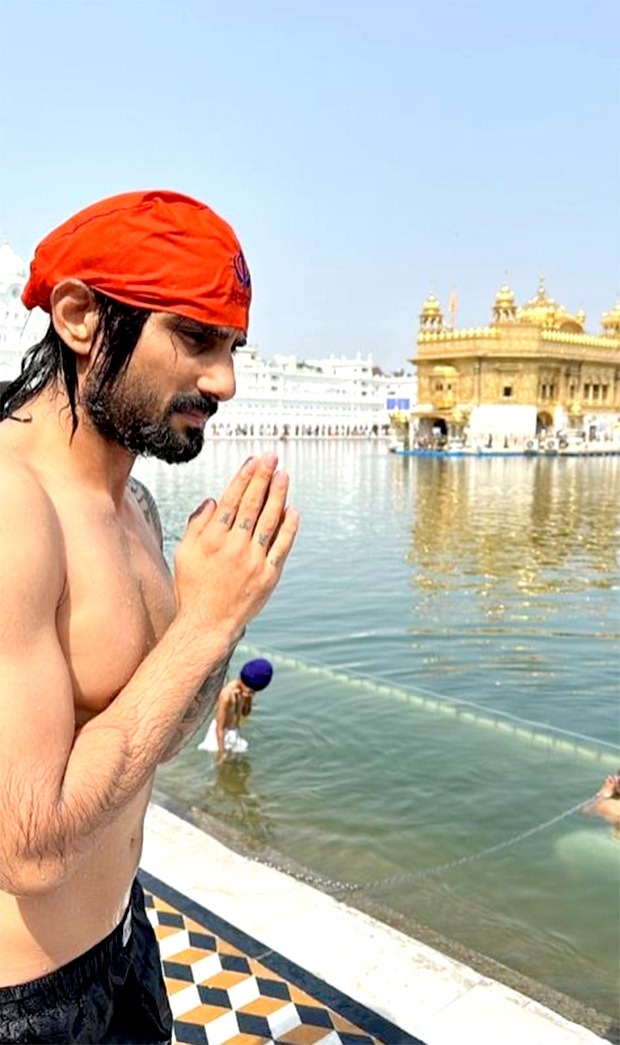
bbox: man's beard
[81,367,218,463]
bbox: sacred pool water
[135,441,620,1020]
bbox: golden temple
[404,280,620,449]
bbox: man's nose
[196,353,236,403]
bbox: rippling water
[135,442,620,1017]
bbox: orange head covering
[22,189,252,333]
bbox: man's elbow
[158,746,179,764]
[0,850,72,897]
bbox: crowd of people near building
[207,421,390,439]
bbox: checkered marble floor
[140,870,423,1045]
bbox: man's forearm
[69,618,239,800]
[8,620,239,893]
[159,654,233,763]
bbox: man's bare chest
[55,510,176,723]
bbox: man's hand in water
[584,773,620,826]
[596,773,620,800]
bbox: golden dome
[602,299,620,334]
[421,292,442,317]
[517,278,555,325]
[492,280,517,324]
[494,282,515,306]
[516,278,584,332]
[419,291,444,330]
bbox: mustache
[168,394,218,419]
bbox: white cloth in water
[197,718,248,754]
[554,826,619,878]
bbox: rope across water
[256,797,591,897]
[236,643,618,897]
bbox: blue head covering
[239,658,274,691]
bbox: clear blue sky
[1,0,618,371]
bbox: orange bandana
[22,189,252,333]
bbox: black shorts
[0,878,172,1044]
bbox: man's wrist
[165,615,241,672]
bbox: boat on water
[389,436,620,459]
[390,446,523,458]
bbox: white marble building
[0,241,48,383]
[212,344,417,438]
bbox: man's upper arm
[215,682,231,723]
[0,463,75,891]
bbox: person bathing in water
[586,772,620,835]
[198,657,273,759]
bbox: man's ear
[49,280,99,357]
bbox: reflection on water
[136,445,620,1018]
[409,456,618,597]
[206,756,274,846]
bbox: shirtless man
[198,657,274,758]
[586,772,620,830]
[0,190,299,1043]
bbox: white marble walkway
[142,803,610,1045]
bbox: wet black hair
[0,292,150,432]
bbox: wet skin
[0,301,299,985]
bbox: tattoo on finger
[219,511,233,526]
[269,554,283,567]
[257,532,270,547]
[239,517,252,531]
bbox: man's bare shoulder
[0,452,65,594]
[217,680,239,704]
[0,450,55,511]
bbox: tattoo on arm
[128,477,164,549]
[159,652,234,762]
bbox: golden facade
[409,281,620,444]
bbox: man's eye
[178,326,240,355]
[178,328,198,343]
[182,331,212,352]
